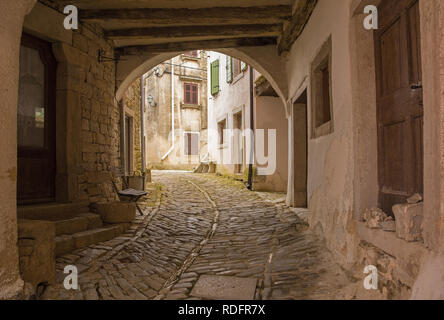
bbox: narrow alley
[41,171,350,300]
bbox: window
[311,36,333,138]
[184,132,199,156]
[124,115,133,175]
[226,56,248,83]
[184,50,199,57]
[211,60,219,95]
[184,82,198,105]
[218,119,227,145]
[232,58,241,78]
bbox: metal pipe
[140,75,146,189]
[161,59,175,161]
[247,66,254,190]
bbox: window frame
[183,82,199,105]
[183,131,200,156]
[217,118,227,147]
[310,36,334,139]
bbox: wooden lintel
[105,24,283,40]
[277,0,318,55]
[79,6,292,26]
[116,37,278,55]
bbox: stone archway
[115,46,289,115]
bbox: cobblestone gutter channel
[155,180,221,299]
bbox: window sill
[231,72,245,85]
[312,121,333,139]
[181,103,201,110]
[181,55,200,61]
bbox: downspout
[161,59,175,161]
[140,75,146,189]
[247,66,254,190]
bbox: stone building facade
[207,52,288,192]
[144,53,208,170]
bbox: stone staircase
[54,213,129,257]
[18,202,131,257]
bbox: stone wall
[123,79,143,173]
[52,22,119,204]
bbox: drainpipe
[161,59,175,161]
[247,66,254,190]
[140,75,146,189]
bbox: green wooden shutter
[211,60,219,95]
[226,55,233,83]
[241,61,247,71]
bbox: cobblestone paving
[42,171,351,300]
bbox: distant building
[207,52,288,192]
[144,51,208,170]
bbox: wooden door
[375,0,423,216]
[17,34,56,204]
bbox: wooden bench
[111,169,147,216]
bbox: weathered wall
[254,96,288,192]
[123,80,142,173]
[0,0,36,299]
[409,0,444,300]
[286,0,359,266]
[52,26,118,204]
[145,54,208,169]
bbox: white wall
[207,51,251,174]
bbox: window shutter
[211,60,219,95]
[241,61,247,71]
[226,55,233,83]
[191,133,199,155]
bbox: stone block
[55,235,75,256]
[18,219,56,288]
[78,213,103,229]
[72,227,117,249]
[393,203,423,242]
[208,162,216,173]
[92,201,136,223]
[363,207,388,229]
[55,217,89,236]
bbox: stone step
[78,213,103,229]
[55,213,103,236]
[55,224,128,257]
[18,201,90,221]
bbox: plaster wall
[254,96,288,192]
[286,0,358,266]
[207,52,251,176]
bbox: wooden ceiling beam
[277,0,318,55]
[79,6,292,26]
[105,24,282,40]
[116,37,278,55]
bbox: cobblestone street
[42,171,352,300]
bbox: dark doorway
[293,90,308,208]
[374,0,423,216]
[125,115,132,175]
[17,33,56,204]
[233,111,243,174]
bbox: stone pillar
[0,0,37,299]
